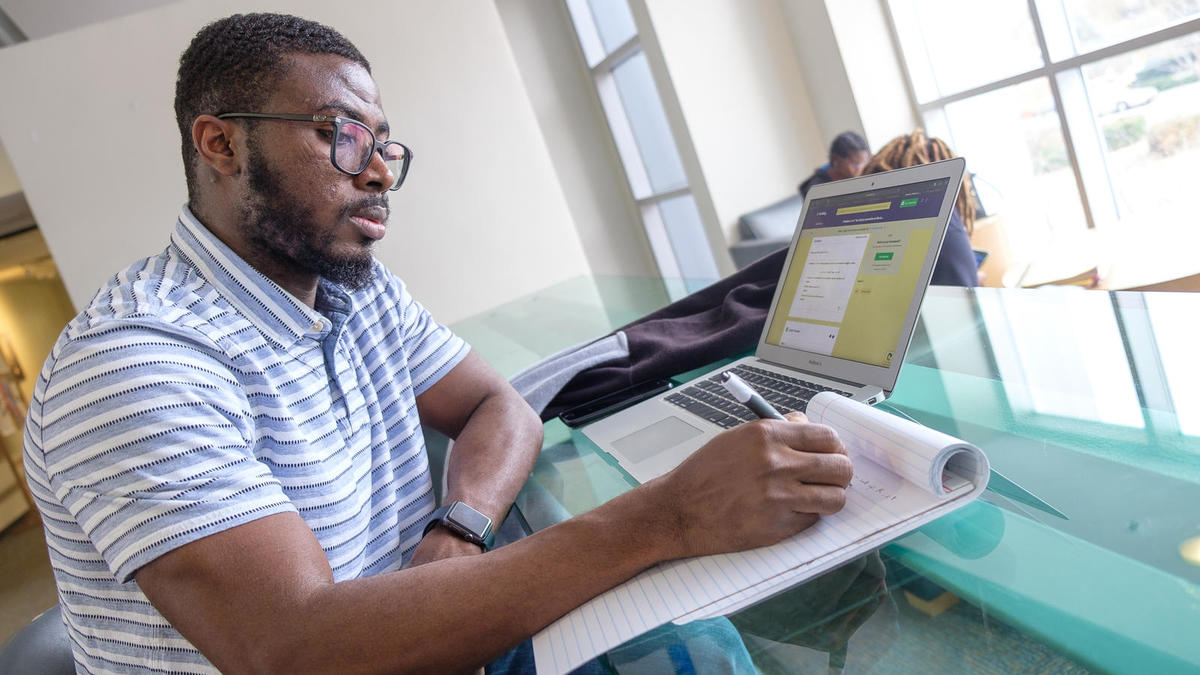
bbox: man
[798,130,871,197]
[24,13,852,673]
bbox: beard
[237,137,387,292]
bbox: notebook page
[806,392,988,495]
[532,450,985,673]
[678,458,976,621]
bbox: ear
[191,115,242,177]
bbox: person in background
[799,130,870,197]
[861,129,980,287]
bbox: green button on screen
[875,252,894,261]
[900,198,919,208]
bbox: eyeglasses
[216,112,412,191]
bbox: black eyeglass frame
[216,112,412,190]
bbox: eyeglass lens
[334,120,408,190]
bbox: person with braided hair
[862,129,981,286]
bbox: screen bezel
[753,158,966,394]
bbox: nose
[354,146,395,193]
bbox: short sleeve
[384,269,468,395]
[34,322,295,582]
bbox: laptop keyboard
[664,364,852,429]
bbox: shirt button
[311,320,324,332]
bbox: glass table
[449,276,1200,674]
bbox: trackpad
[612,416,703,463]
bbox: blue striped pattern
[23,207,468,673]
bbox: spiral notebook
[533,393,990,674]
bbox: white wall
[778,0,863,146]
[643,0,825,243]
[823,0,918,147]
[0,140,19,197]
[0,0,590,324]
[780,0,917,151]
[494,0,656,278]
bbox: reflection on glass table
[450,277,1200,674]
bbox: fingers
[789,483,848,515]
[784,411,808,423]
[788,512,820,532]
[733,420,852,487]
[770,420,846,455]
[775,448,853,488]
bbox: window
[565,0,719,287]
[887,0,1200,281]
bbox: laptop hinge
[752,357,864,390]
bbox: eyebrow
[318,102,390,137]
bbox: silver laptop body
[582,158,967,483]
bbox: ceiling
[0,0,179,42]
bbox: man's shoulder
[60,247,237,356]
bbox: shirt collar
[171,205,330,349]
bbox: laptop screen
[763,177,952,368]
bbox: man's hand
[407,527,485,567]
[649,413,852,559]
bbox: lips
[349,205,388,241]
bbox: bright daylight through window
[888,0,1200,287]
[565,0,719,289]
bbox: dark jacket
[798,165,832,198]
[931,211,978,287]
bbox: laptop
[581,158,966,483]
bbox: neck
[188,198,321,308]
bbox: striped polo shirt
[23,206,469,673]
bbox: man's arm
[135,418,852,674]
[408,350,542,564]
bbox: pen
[720,371,787,421]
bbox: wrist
[600,479,689,564]
[422,501,495,551]
[423,527,486,554]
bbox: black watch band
[422,502,495,551]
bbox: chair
[728,194,804,269]
[0,605,75,674]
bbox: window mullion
[913,16,1200,112]
[633,186,690,209]
[589,35,639,75]
[1027,0,1096,230]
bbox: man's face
[234,53,394,291]
[830,150,869,181]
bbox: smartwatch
[422,501,495,551]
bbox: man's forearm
[440,388,542,524]
[292,486,678,673]
[155,487,681,674]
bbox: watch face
[447,502,491,538]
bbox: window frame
[883,0,1200,231]
[564,0,723,287]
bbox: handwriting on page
[853,474,899,502]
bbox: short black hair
[830,131,869,160]
[175,13,370,200]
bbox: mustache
[340,195,390,220]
